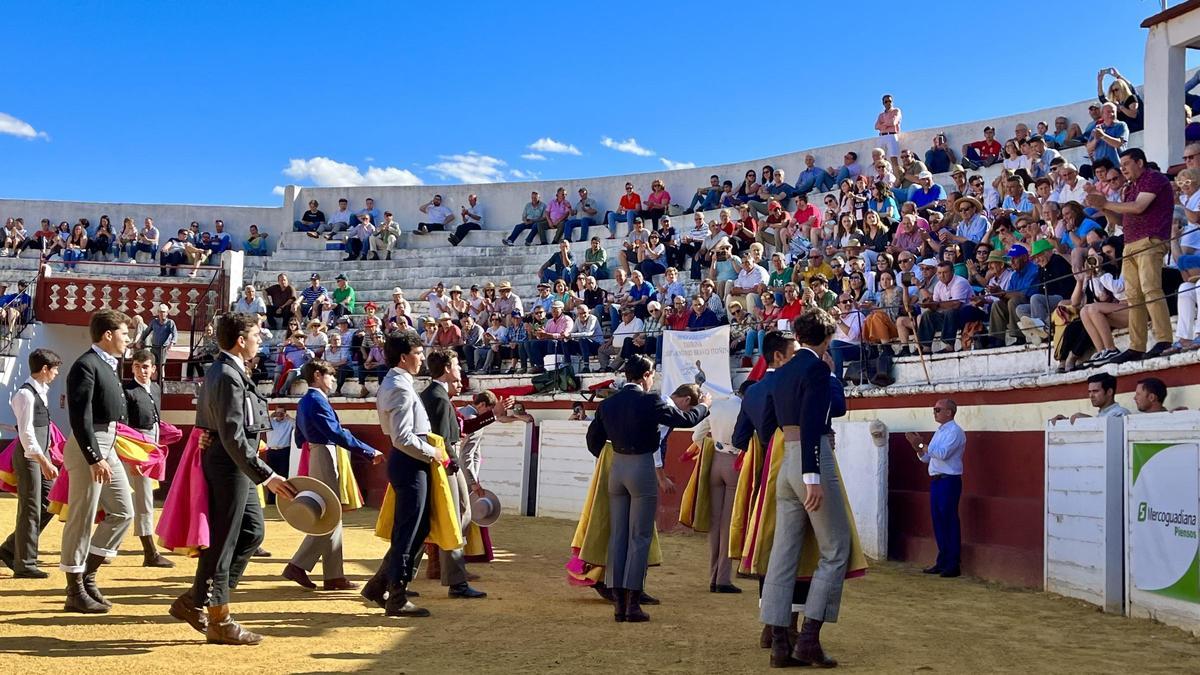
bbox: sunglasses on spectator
[933,406,944,413]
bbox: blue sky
[0,0,1191,206]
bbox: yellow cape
[568,444,662,583]
[334,446,364,511]
[731,429,868,579]
[374,433,465,551]
[678,438,715,532]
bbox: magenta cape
[0,423,66,493]
[155,427,209,556]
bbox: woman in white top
[304,319,329,358]
[1002,140,1029,173]
[1174,168,1200,258]
[1076,245,1128,367]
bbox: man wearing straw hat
[170,312,297,645]
[282,360,383,591]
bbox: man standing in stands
[875,94,902,175]
[416,194,455,235]
[1049,372,1129,424]
[139,303,178,383]
[60,310,134,614]
[1085,148,1174,363]
[905,399,966,579]
[0,348,62,578]
[171,313,296,644]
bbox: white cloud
[528,137,581,155]
[601,136,654,157]
[426,151,507,184]
[271,185,286,196]
[283,156,423,187]
[0,112,49,140]
[660,158,696,170]
[510,169,541,181]
[520,153,547,161]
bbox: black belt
[930,473,961,481]
[879,131,896,136]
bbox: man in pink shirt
[916,261,983,354]
[529,301,575,372]
[547,187,573,244]
[875,94,902,168]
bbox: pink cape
[0,423,66,493]
[155,428,210,556]
[46,422,183,518]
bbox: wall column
[1143,25,1185,168]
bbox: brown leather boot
[791,618,837,668]
[169,592,208,634]
[770,626,799,668]
[140,536,175,568]
[760,624,772,649]
[789,612,800,648]
[424,545,441,580]
[323,577,358,591]
[63,572,108,614]
[613,587,627,623]
[82,553,112,608]
[624,588,649,623]
[206,604,263,645]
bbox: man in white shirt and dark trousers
[262,408,296,503]
[0,348,62,578]
[905,398,966,578]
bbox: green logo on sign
[1139,502,1148,522]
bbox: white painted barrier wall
[1125,411,1200,635]
[479,420,533,515]
[535,420,593,520]
[1044,416,1125,613]
[832,420,888,561]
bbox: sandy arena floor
[0,497,1197,673]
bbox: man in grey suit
[362,332,440,618]
[761,309,849,668]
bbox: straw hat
[470,488,502,527]
[276,476,342,537]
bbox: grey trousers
[129,424,159,537]
[59,425,133,573]
[760,437,850,626]
[0,435,52,572]
[438,459,469,587]
[605,452,658,591]
[290,443,344,579]
[708,450,740,586]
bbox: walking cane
[903,302,933,386]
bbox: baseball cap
[335,273,347,281]
[551,300,565,309]
[1006,244,1030,258]
[310,273,320,280]
[1030,239,1054,256]
[917,170,933,180]
[918,258,938,267]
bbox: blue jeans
[243,240,269,256]
[795,171,835,195]
[636,260,666,280]
[507,221,546,245]
[529,339,568,368]
[744,329,765,357]
[687,189,721,212]
[930,475,962,571]
[606,211,635,237]
[830,339,863,379]
[293,220,321,232]
[541,267,575,286]
[134,243,158,258]
[578,263,610,280]
[63,249,85,270]
[832,167,853,184]
[562,217,595,242]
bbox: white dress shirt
[12,377,49,459]
[92,344,119,371]
[691,395,742,454]
[921,419,966,476]
[265,414,295,449]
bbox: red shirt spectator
[619,191,642,212]
[966,136,1002,159]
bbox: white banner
[1130,442,1199,600]
[661,326,732,400]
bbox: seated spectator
[606,182,642,238]
[326,198,354,238]
[46,222,73,261]
[561,188,598,243]
[343,213,375,261]
[751,170,794,216]
[829,294,866,378]
[909,171,946,212]
[654,266,687,306]
[790,154,829,196]
[433,314,464,357]
[690,218,727,281]
[449,193,485,246]
[209,220,233,256]
[685,174,723,214]
[897,150,929,194]
[294,199,327,236]
[636,231,668,280]
[734,169,762,205]
[545,187,573,244]
[266,273,300,330]
[371,212,401,259]
[114,217,138,260]
[698,278,725,317]
[88,216,113,261]
[598,307,643,372]
[0,279,32,336]
[273,331,314,397]
[1051,164,1089,205]
[636,179,670,231]
[1096,67,1144,134]
[1057,248,1126,368]
[133,217,159,262]
[627,269,655,319]
[241,224,270,256]
[300,274,328,319]
[233,284,267,316]
[568,303,603,373]
[550,278,575,309]
[996,175,1035,223]
[479,314,509,374]
[708,242,741,298]
[924,133,957,175]
[1016,239,1074,338]
[304,318,329,358]
[2,218,27,258]
[356,197,381,227]
[575,236,610,280]
[687,294,721,330]
[445,285,469,320]
[416,194,455,235]
[728,253,769,313]
[61,223,88,272]
[187,322,219,380]
[917,261,982,353]
[503,191,550,247]
[961,126,1002,170]
[617,217,651,275]
[986,244,1041,347]
[504,311,531,374]
[324,330,353,396]
[459,314,485,374]
[826,152,863,185]
[539,240,575,285]
[329,274,356,320]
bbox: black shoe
[384,583,430,617]
[713,584,742,594]
[1108,349,1145,365]
[343,255,357,262]
[1145,341,1172,359]
[361,574,387,609]
[253,546,271,557]
[369,252,380,261]
[940,568,961,578]
[922,565,942,575]
[638,590,659,605]
[0,548,12,571]
[448,235,459,247]
[501,238,514,247]
[14,567,49,579]
[448,583,487,599]
[386,252,392,260]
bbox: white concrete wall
[479,420,532,516]
[832,420,889,561]
[1124,411,1200,635]
[1044,416,1125,613]
[534,420,594,519]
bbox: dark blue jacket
[296,389,377,458]
[771,349,831,475]
[732,369,780,452]
[687,309,721,330]
[586,384,708,457]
